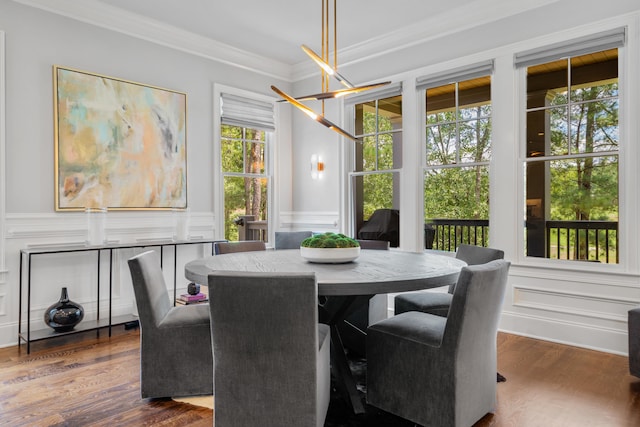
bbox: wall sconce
[311,154,325,180]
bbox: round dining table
[185,248,466,296]
[184,248,467,414]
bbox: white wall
[0,1,293,348]
[285,77,344,231]
[290,0,640,354]
[1,0,640,355]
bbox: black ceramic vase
[187,282,200,295]
[44,287,84,332]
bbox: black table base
[319,294,374,415]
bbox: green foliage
[221,125,243,173]
[548,157,618,221]
[544,84,619,222]
[424,166,489,220]
[301,232,360,248]
[359,112,398,172]
[363,173,394,219]
[356,101,400,221]
[422,83,492,250]
[222,125,268,240]
[424,98,491,222]
[525,61,619,262]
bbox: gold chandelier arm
[319,116,358,140]
[275,81,392,102]
[271,85,357,141]
[302,45,354,89]
[271,86,319,119]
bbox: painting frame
[53,65,187,211]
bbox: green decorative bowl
[299,246,360,263]
[299,233,361,263]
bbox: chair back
[208,271,323,427]
[367,259,510,426]
[443,260,510,355]
[448,244,504,293]
[357,239,390,250]
[455,244,504,265]
[214,240,266,255]
[275,231,313,249]
[127,250,171,328]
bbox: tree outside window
[352,95,402,239]
[525,48,618,263]
[221,125,268,241]
[424,76,491,251]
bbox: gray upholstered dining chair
[274,230,313,249]
[394,244,505,316]
[367,259,510,427]
[127,250,213,398]
[214,240,266,254]
[208,271,331,427]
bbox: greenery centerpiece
[301,232,359,249]
[300,232,360,263]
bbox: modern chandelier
[271,0,390,140]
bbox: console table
[19,238,223,353]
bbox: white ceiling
[14,0,560,79]
[97,0,479,65]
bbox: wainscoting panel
[0,268,7,318]
[0,212,217,348]
[279,211,339,232]
[513,285,635,322]
[500,265,640,355]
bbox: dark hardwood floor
[1,328,640,426]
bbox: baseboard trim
[499,310,628,356]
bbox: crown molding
[11,0,293,82]
[12,0,560,84]
[292,0,561,82]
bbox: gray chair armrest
[368,311,446,348]
[158,304,211,329]
[395,292,452,317]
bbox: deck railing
[234,215,618,263]
[235,215,268,242]
[426,218,619,263]
[545,220,618,263]
[426,219,490,251]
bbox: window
[348,86,402,244]
[419,62,493,251]
[219,92,274,242]
[517,29,624,263]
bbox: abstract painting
[54,66,187,210]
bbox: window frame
[213,84,277,243]
[346,90,403,240]
[419,66,494,252]
[220,125,270,241]
[515,32,628,269]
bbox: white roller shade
[344,82,403,106]
[515,27,626,68]
[416,60,494,91]
[220,93,275,131]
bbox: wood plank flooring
[1,328,639,426]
